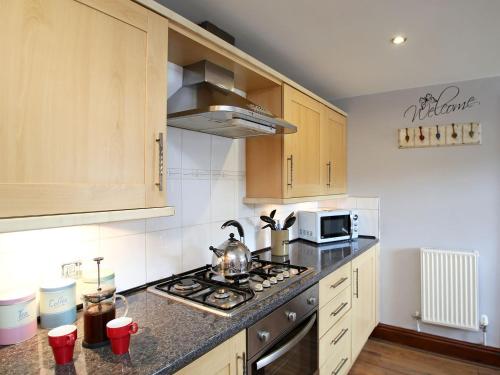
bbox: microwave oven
[298,209,359,243]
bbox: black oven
[247,285,319,375]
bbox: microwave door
[320,215,350,240]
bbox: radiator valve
[480,314,488,346]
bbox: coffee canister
[0,288,37,345]
[39,279,76,329]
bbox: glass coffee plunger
[82,257,128,348]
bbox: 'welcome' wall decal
[403,85,480,123]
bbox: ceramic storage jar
[39,279,77,329]
[0,289,37,345]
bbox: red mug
[48,325,77,365]
[106,317,138,355]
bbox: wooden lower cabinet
[318,244,379,374]
[351,244,379,360]
[175,330,246,375]
[0,0,169,218]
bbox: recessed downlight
[391,35,407,45]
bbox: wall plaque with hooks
[398,122,481,149]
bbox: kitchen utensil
[259,215,276,230]
[106,317,138,355]
[270,209,276,219]
[209,220,252,278]
[48,325,77,365]
[82,257,128,348]
[271,230,290,256]
[283,216,296,230]
[79,268,115,304]
[261,224,273,230]
[39,279,76,329]
[0,288,37,345]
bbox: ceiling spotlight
[391,35,407,45]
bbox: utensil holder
[271,230,290,256]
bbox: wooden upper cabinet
[282,84,324,198]
[321,108,347,195]
[246,84,347,202]
[0,0,169,218]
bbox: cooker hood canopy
[167,60,297,138]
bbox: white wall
[335,76,500,347]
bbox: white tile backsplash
[182,224,212,270]
[182,178,211,226]
[146,229,182,282]
[100,234,146,291]
[182,130,211,171]
[211,177,237,222]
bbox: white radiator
[420,248,479,331]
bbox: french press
[82,257,128,348]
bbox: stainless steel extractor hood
[167,60,297,138]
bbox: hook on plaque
[469,122,475,138]
[418,126,425,141]
[435,125,441,140]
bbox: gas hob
[148,258,313,316]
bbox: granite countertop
[0,237,378,375]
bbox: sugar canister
[0,288,37,345]
[39,279,76,329]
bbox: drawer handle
[331,357,348,375]
[330,328,349,346]
[330,302,348,317]
[330,277,348,289]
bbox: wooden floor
[349,339,500,375]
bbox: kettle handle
[221,220,245,243]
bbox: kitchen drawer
[319,262,351,308]
[320,341,351,375]
[319,311,351,368]
[319,284,351,338]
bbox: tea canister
[39,279,76,329]
[0,288,37,345]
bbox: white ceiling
[157,0,500,100]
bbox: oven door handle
[255,313,317,370]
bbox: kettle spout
[209,246,225,258]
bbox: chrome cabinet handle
[287,155,293,188]
[330,328,349,346]
[353,268,359,298]
[236,352,246,375]
[155,132,164,191]
[326,161,332,187]
[330,277,348,289]
[332,357,348,375]
[330,302,348,317]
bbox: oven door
[248,312,318,375]
[320,214,351,241]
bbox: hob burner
[207,288,245,309]
[173,278,201,291]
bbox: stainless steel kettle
[209,220,252,278]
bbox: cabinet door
[282,84,323,198]
[0,0,168,218]
[175,331,246,375]
[321,108,347,195]
[351,246,377,360]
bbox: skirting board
[243,194,347,205]
[0,207,175,233]
[371,323,500,368]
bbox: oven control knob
[262,280,271,288]
[353,214,359,220]
[307,297,317,305]
[276,273,284,281]
[282,270,290,278]
[269,276,278,284]
[258,330,270,342]
[286,311,297,322]
[254,283,263,292]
